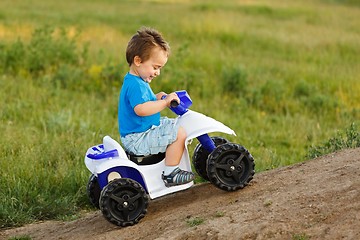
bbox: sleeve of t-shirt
[127,81,151,109]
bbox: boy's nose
[155,69,160,76]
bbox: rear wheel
[207,143,255,191]
[192,136,229,181]
[100,178,148,227]
[87,174,101,209]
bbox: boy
[118,27,194,187]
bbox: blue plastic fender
[97,166,147,192]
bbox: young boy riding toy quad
[84,27,255,227]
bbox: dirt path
[2,148,360,240]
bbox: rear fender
[97,166,147,192]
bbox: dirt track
[2,148,360,240]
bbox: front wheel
[100,178,149,227]
[207,143,255,191]
[193,136,229,181]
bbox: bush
[0,40,26,74]
[26,26,84,75]
[293,80,311,99]
[221,66,248,95]
[304,93,339,114]
[307,122,360,159]
[0,26,126,94]
[0,26,88,77]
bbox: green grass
[186,217,205,227]
[0,0,359,228]
[7,236,32,240]
[292,233,310,240]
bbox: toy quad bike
[84,90,255,227]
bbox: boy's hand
[163,92,180,107]
[156,92,167,100]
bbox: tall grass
[0,0,359,228]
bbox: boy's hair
[126,27,170,66]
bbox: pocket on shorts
[148,119,178,154]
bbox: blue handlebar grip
[161,91,192,116]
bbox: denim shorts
[121,117,179,155]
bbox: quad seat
[127,152,165,165]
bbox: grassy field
[1,0,359,228]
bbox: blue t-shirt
[118,73,160,137]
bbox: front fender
[177,110,236,140]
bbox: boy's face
[133,47,168,83]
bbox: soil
[1,148,359,240]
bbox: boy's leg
[165,127,186,166]
[163,127,194,186]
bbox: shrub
[0,40,26,74]
[221,65,248,96]
[293,80,311,99]
[251,79,286,114]
[0,26,88,78]
[304,93,339,114]
[307,122,360,159]
[0,26,126,94]
[26,26,84,75]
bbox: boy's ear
[134,56,142,66]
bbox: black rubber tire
[99,178,149,227]
[192,136,229,181]
[207,143,255,191]
[87,174,101,209]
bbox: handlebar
[161,90,192,116]
[161,95,179,107]
[170,100,179,108]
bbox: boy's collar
[127,72,148,83]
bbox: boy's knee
[177,127,187,141]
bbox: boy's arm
[134,92,180,116]
[134,100,167,116]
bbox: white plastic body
[84,110,235,199]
